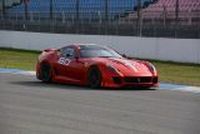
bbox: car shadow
[10,80,157,92]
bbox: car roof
[59,43,109,50]
[73,43,99,47]
[72,43,107,49]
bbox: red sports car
[36,44,158,88]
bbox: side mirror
[122,54,132,59]
[122,54,127,58]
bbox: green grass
[152,61,200,86]
[0,48,200,86]
[0,48,40,70]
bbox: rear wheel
[88,67,102,88]
[41,63,52,82]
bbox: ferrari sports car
[36,44,158,88]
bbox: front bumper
[102,76,159,88]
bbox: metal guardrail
[0,11,199,39]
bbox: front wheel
[41,63,52,83]
[88,67,102,88]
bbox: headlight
[106,65,121,75]
[146,62,157,73]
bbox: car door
[54,46,75,78]
[55,46,85,82]
[66,47,86,82]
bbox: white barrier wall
[0,30,200,64]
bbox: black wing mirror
[122,54,127,58]
[122,54,132,59]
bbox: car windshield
[79,45,122,58]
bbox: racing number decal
[58,57,71,66]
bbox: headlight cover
[146,62,157,73]
[106,65,122,75]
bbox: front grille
[124,77,153,83]
[112,77,122,84]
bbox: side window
[61,47,75,59]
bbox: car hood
[91,57,153,76]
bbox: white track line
[159,83,200,93]
[0,68,200,93]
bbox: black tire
[41,63,52,83]
[88,67,102,88]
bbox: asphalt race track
[0,73,200,134]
